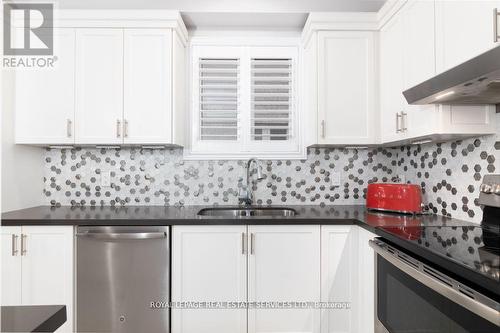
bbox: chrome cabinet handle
[124,120,129,138]
[75,231,167,240]
[241,232,246,255]
[494,8,499,43]
[11,234,18,256]
[250,233,255,255]
[66,119,72,138]
[396,113,402,133]
[401,111,408,131]
[321,120,326,138]
[20,234,27,256]
[116,120,121,138]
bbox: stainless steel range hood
[403,45,500,105]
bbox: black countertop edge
[375,228,500,301]
[1,305,66,333]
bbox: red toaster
[366,183,423,214]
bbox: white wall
[1,71,44,213]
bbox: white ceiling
[43,0,387,12]
[182,12,310,31]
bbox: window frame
[185,37,305,160]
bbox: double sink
[197,207,298,217]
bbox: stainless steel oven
[370,239,500,333]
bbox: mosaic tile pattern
[43,135,499,223]
[395,135,499,223]
[43,147,395,207]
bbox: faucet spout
[239,158,264,206]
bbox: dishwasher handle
[76,231,167,240]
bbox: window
[199,58,239,141]
[187,44,303,159]
[251,58,292,141]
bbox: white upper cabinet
[247,225,320,333]
[75,29,124,144]
[435,0,500,73]
[401,0,438,140]
[15,28,76,145]
[124,29,173,144]
[380,0,436,144]
[379,0,497,145]
[316,31,377,145]
[14,11,188,147]
[380,13,405,143]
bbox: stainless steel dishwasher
[76,226,169,333]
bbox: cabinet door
[75,29,123,144]
[320,226,357,333]
[15,28,75,145]
[1,226,22,305]
[21,226,74,333]
[172,226,247,333]
[436,0,500,73]
[401,0,439,139]
[317,31,376,145]
[124,29,172,144]
[248,225,320,333]
[356,227,376,333]
[380,15,405,143]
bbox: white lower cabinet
[248,225,321,333]
[356,227,376,333]
[320,226,357,333]
[172,226,247,333]
[0,226,74,333]
[172,225,321,333]
[1,226,22,306]
[320,226,376,333]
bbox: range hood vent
[403,45,500,105]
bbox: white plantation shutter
[188,45,303,159]
[251,58,292,141]
[199,58,239,141]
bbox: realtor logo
[3,3,53,55]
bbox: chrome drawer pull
[20,234,27,256]
[11,234,18,256]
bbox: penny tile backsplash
[44,135,499,223]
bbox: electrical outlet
[101,171,111,187]
[331,172,341,187]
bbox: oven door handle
[369,240,500,327]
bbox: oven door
[370,239,500,333]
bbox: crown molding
[10,9,188,45]
[301,12,379,47]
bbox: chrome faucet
[238,158,264,206]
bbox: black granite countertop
[0,205,476,231]
[1,305,66,332]
[377,224,500,300]
[3,205,496,299]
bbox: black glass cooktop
[379,225,499,283]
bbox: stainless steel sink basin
[197,207,298,217]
